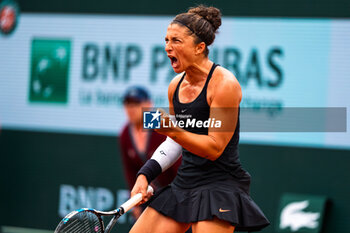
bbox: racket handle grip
[121,186,154,213]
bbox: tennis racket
[55,186,153,233]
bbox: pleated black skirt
[148,180,270,232]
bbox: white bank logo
[280,200,320,231]
[58,184,133,224]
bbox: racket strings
[56,211,102,233]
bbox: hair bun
[188,5,222,32]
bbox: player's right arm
[130,74,183,202]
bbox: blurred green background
[0,0,349,233]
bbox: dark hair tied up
[171,5,222,56]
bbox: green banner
[277,193,327,233]
[29,38,71,104]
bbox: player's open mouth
[168,55,180,69]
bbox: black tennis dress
[149,63,270,232]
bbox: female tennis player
[129,5,270,233]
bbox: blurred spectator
[119,86,181,219]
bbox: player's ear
[195,42,206,56]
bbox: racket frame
[56,207,125,233]
[55,187,152,233]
